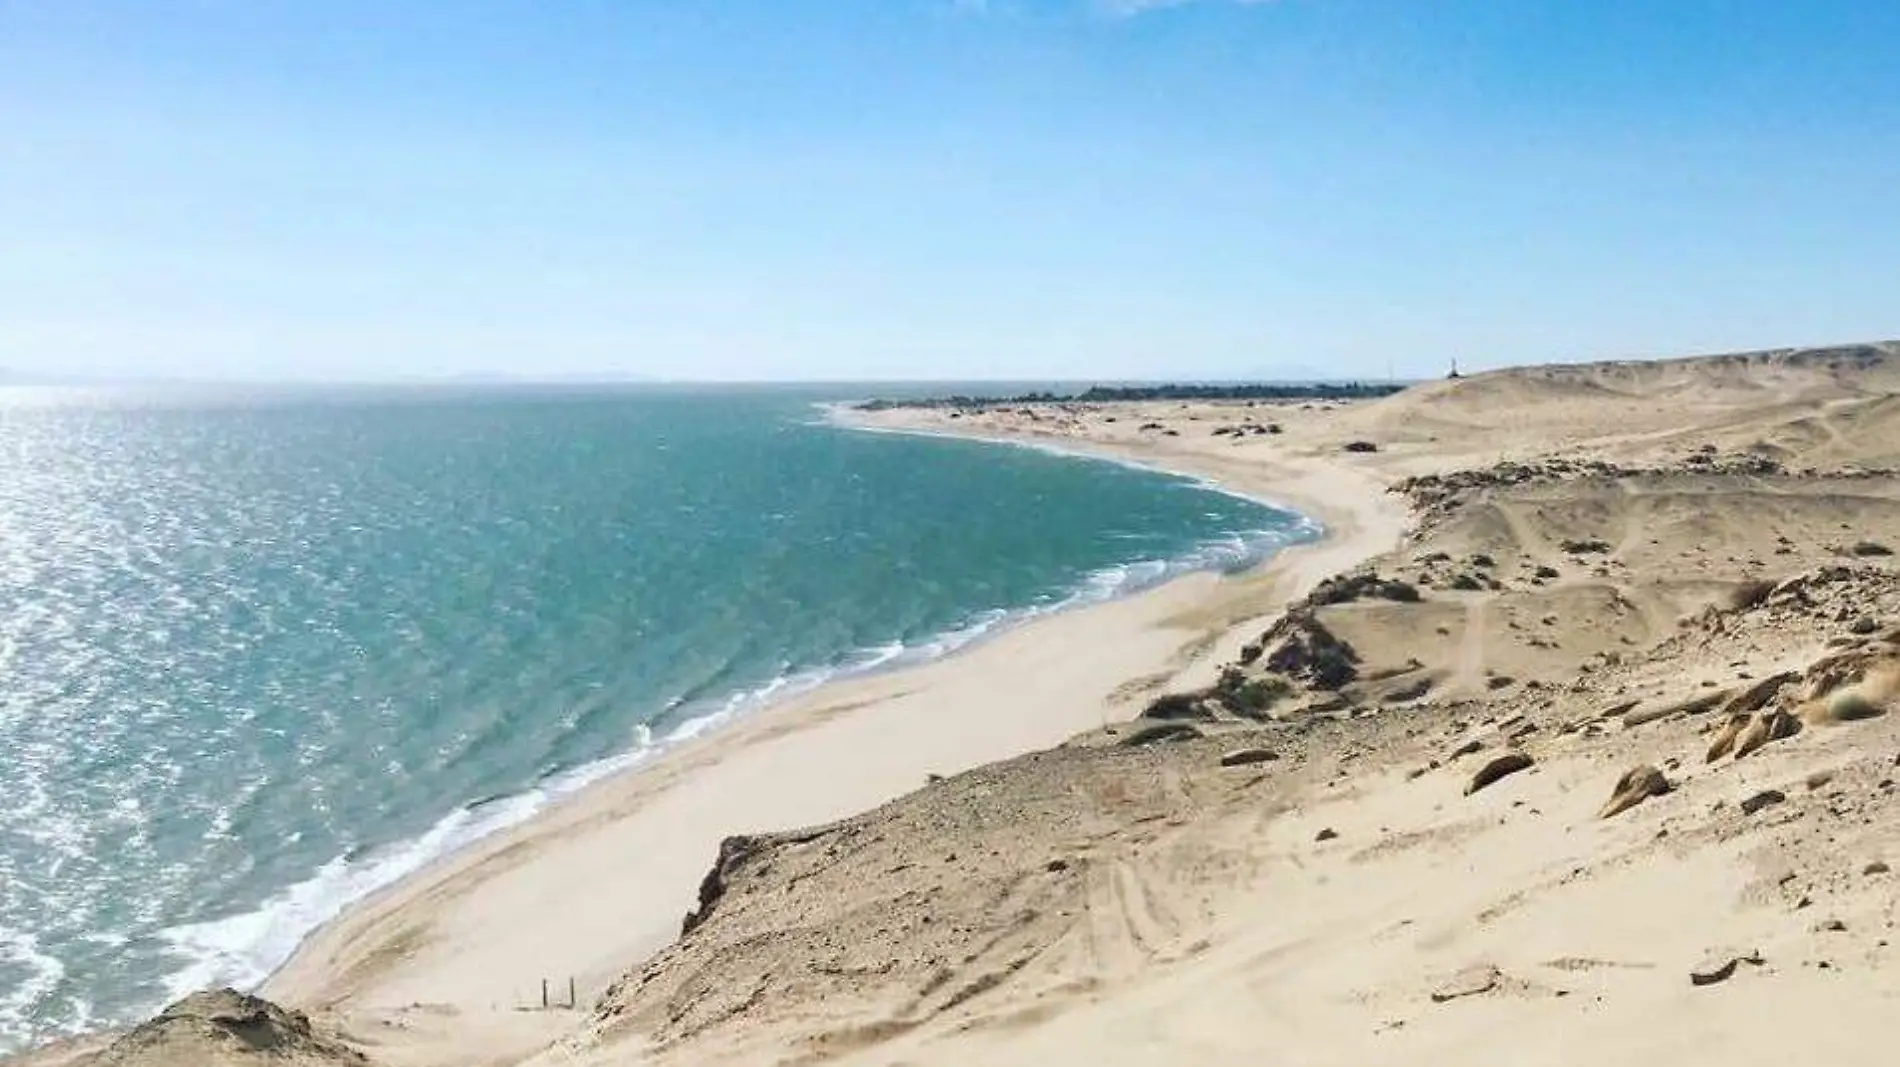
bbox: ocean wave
[0,925,70,1044]
[148,432,1321,1016]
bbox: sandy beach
[29,341,1900,1067]
[224,396,1406,1067]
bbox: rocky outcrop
[682,829,835,937]
[89,989,369,1067]
[1599,765,1671,819]
[1261,612,1361,690]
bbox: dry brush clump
[1306,571,1422,606]
[1217,669,1294,715]
[1725,576,1779,612]
[1140,691,1213,721]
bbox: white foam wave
[0,925,67,1044]
[150,420,1321,1014]
[158,785,549,998]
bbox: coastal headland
[21,340,1900,1066]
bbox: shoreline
[138,406,1326,1016]
[815,401,1321,515]
[36,343,1900,1067]
[240,403,1405,1066]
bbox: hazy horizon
[5,1,1898,383]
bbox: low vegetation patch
[1140,692,1206,721]
[1218,671,1293,714]
[1308,572,1422,606]
[1725,577,1778,612]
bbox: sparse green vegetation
[1232,675,1293,713]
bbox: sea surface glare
[0,385,1316,1051]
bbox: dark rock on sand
[1600,764,1672,819]
[1740,789,1787,816]
[1465,752,1535,795]
[1119,721,1204,747]
[1690,952,1763,987]
[1449,738,1485,760]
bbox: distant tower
[1447,357,1462,380]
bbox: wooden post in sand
[541,978,549,1009]
[569,977,577,1009]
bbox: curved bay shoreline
[29,342,1900,1067]
[233,405,1405,1066]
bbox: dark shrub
[1233,676,1292,713]
[1142,692,1204,720]
[1725,578,1777,612]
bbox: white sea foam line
[0,924,67,1046]
[148,410,1320,1017]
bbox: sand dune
[24,340,1900,1067]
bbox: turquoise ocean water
[0,385,1317,1051]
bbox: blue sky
[2,1,1897,382]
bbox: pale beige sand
[572,342,1900,1066]
[26,341,1900,1067]
[245,405,1406,1067]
